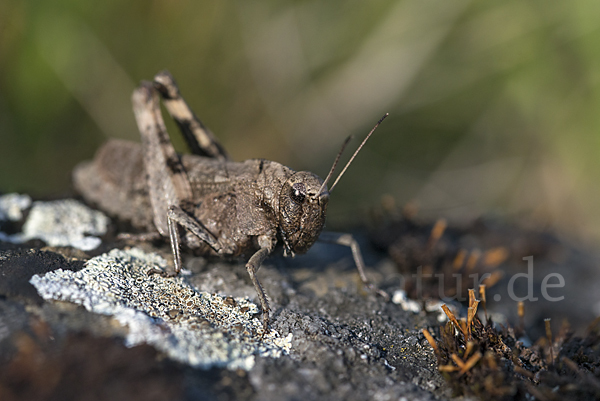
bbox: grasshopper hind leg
[153,71,230,161]
[133,75,273,334]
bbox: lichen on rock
[0,196,108,251]
[30,247,292,370]
[0,193,31,221]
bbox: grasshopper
[73,71,388,333]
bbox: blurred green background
[2,0,600,242]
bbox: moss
[424,291,600,400]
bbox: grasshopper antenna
[321,113,388,195]
[315,135,353,197]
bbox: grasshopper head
[278,171,329,256]
[277,113,388,257]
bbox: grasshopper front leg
[246,246,271,333]
[318,231,389,300]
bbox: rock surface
[0,195,447,401]
[2,193,598,400]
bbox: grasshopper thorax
[278,171,329,257]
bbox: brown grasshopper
[73,71,388,333]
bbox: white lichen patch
[30,248,292,370]
[0,198,108,251]
[392,290,422,314]
[0,193,32,221]
[392,289,449,322]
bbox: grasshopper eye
[290,183,306,204]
